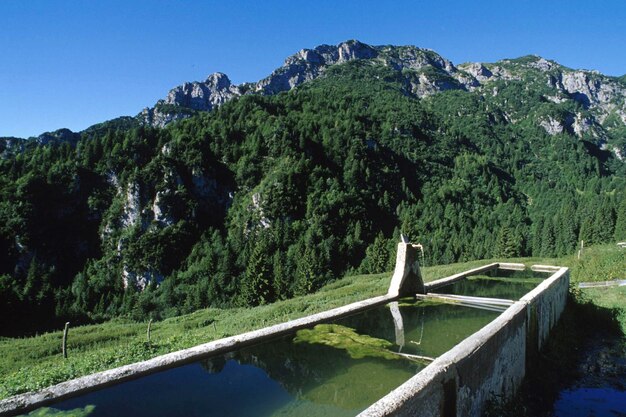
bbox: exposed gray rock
[407,73,461,97]
[256,40,379,94]
[540,117,565,135]
[559,71,620,109]
[489,65,519,81]
[572,113,593,136]
[152,191,174,226]
[121,182,142,228]
[139,105,191,128]
[122,265,163,290]
[459,63,493,82]
[164,72,241,111]
[528,57,557,72]
[544,94,568,104]
[381,45,455,72]
[250,192,271,229]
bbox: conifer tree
[614,196,626,241]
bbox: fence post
[62,322,70,359]
[147,319,153,344]
[578,240,584,260]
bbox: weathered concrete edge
[521,266,569,350]
[358,300,528,417]
[520,267,569,305]
[359,265,569,417]
[498,262,526,270]
[425,263,499,291]
[0,294,394,416]
[530,264,562,273]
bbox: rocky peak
[205,72,232,90]
[379,45,457,74]
[139,72,242,127]
[255,40,379,94]
[527,56,558,72]
[163,72,241,111]
[34,128,80,146]
[459,63,493,82]
[337,40,378,63]
[559,71,619,108]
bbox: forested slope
[1,47,625,336]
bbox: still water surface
[28,301,499,417]
[25,271,546,417]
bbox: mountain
[10,40,626,160]
[139,40,626,159]
[1,40,625,336]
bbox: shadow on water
[485,293,626,417]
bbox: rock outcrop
[0,137,26,159]
[34,128,81,146]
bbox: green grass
[0,245,623,400]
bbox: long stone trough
[0,242,569,417]
[359,257,569,416]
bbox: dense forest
[1,57,625,336]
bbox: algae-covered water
[22,300,500,417]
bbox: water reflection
[25,300,504,417]
[435,269,549,300]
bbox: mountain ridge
[6,40,626,160]
[137,40,626,157]
[5,40,626,160]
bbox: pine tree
[613,196,626,241]
[531,217,544,257]
[494,226,519,258]
[556,203,578,256]
[241,240,274,306]
[592,198,616,244]
[359,232,390,274]
[541,219,556,257]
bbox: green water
[435,268,549,300]
[23,300,499,417]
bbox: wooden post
[147,319,153,344]
[62,322,70,359]
[578,240,584,260]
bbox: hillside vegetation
[1,44,626,337]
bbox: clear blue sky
[1,0,625,138]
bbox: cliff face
[140,73,243,128]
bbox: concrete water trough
[0,241,569,417]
